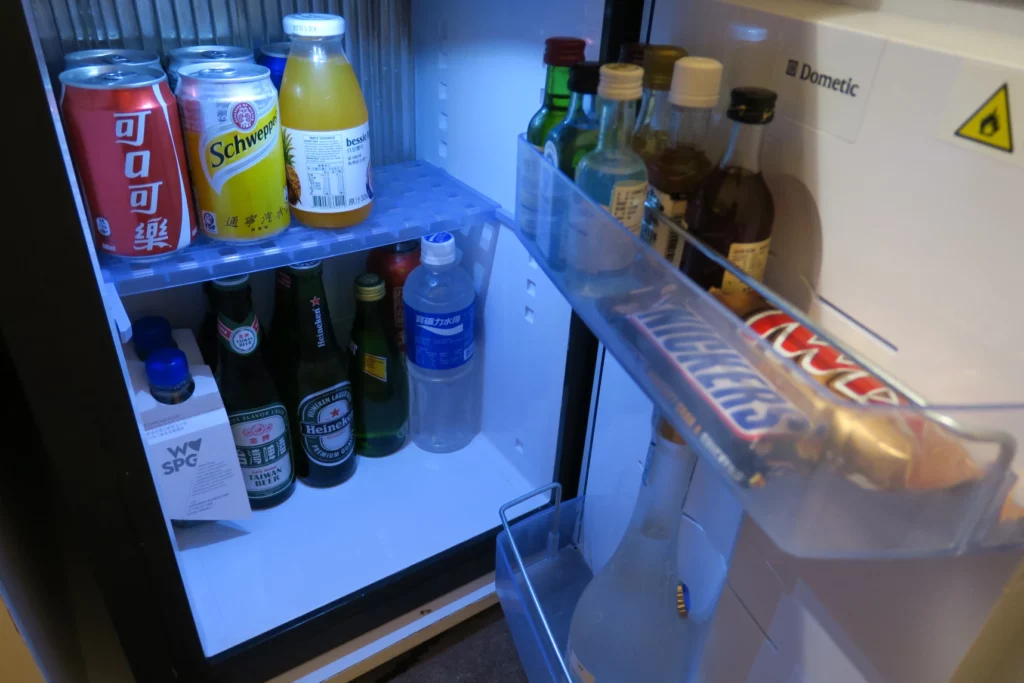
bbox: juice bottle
[280,13,373,228]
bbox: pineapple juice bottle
[280,13,373,228]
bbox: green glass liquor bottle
[641,56,722,265]
[526,37,586,150]
[350,273,409,457]
[684,87,777,294]
[632,44,688,162]
[284,261,357,487]
[543,61,600,179]
[214,275,296,509]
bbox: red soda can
[59,65,196,259]
[367,240,421,353]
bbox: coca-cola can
[59,65,196,259]
[367,240,421,353]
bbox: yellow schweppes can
[177,62,290,241]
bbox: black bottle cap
[618,42,646,66]
[568,61,600,94]
[727,87,777,124]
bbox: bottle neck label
[297,380,355,466]
[218,311,261,355]
[229,403,294,499]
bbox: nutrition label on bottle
[605,180,647,235]
[721,238,771,294]
[284,122,372,213]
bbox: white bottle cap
[283,13,345,38]
[597,63,643,101]
[669,57,723,108]
[421,232,457,266]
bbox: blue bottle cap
[133,316,175,360]
[145,348,191,390]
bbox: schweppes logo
[201,102,280,194]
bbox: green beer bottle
[214,275,296,510]
[350,273,409,457]
[285,261,357,487]
[527,37,586,150]
[270,267,297,396]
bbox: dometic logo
[162,439,202,474]
[346,132,368,147]
[786,59,860,98]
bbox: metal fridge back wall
[32,0,416,166]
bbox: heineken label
[229,403,294,499]
[297,380,354,466]
[218,311,261,355]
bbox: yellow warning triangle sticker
[955,83,1013,153]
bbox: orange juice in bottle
[280,13,373,228]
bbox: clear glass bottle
[571,64,648,283]
[683,87,777,294]
[567,418,700,682]
[641,57,722,265]
[633,44,687,163]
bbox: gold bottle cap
[642,45,687,90]
[355,272,385,302]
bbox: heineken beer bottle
[214,275,296,509]
[284,261,357,487]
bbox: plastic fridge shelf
[100,161,498,296]
[515,136,1024,559]
[496,485,727,683]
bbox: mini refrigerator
[3,0,1023,682]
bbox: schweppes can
[176,62,290,242]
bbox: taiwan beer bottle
[214,275,296,509]
[641,57,723,265]
[683,87,777,293]
[284,261,357,486]
[567,417,701,682]
[350,273,409,457]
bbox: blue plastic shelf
[514,135,1024,559]
[100,161,498,296]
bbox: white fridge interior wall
[412,0,604,210]
[121,220,571,656]
[616,0,1024,680]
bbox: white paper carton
[125,329,251,521]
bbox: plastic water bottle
[403,232,480,453]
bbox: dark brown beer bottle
[683,87,777,293]
[284,261,357,487]
[214,275,296,509]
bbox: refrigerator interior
[25,0,607,663]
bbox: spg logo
[162,438,202,475]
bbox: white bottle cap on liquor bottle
[421,232,457,266]
[283,13,346,38]
[669,57,723,108]
[597,63,643,101]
